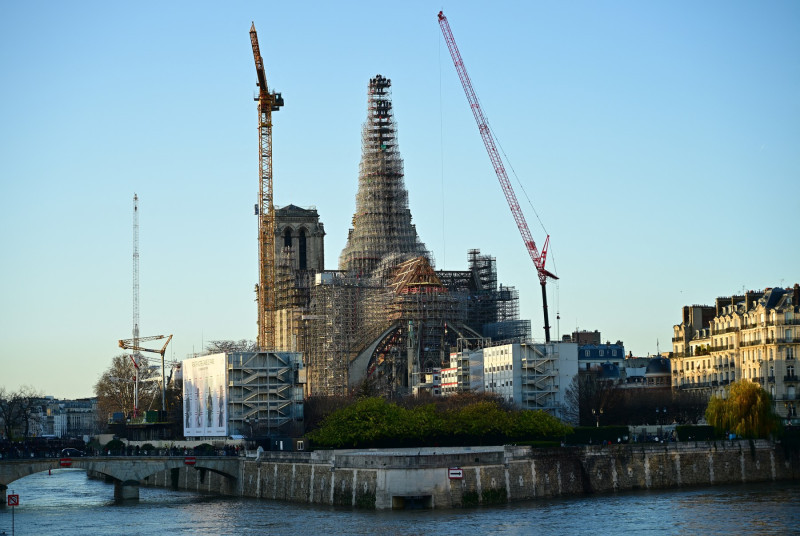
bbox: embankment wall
[141,440,799,509]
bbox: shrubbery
[104,438,125,454]
[307,396,571,449]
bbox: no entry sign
[7,494,19,506]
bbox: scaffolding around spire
[339,74,429,275]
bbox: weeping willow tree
[706,381,779,439]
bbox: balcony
[784,375,799,383]
[672,336,684,343]
[768,376,776,383]
[740,340,764,348]
[767,318,800,327]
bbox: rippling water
[2,469,798,535]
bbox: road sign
[60,458,72,467]
[7,494,19,506]
[448,467,463,479]
[184,456,196,466]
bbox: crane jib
[438,10,556,342]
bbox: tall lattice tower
[132,193,141,416]
[339,75,429,275]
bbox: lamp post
[592,408,603,428]
[656,407,668,440]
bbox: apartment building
[672,285,799,424]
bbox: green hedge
[307,397,572,449]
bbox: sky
[1,1,798,399]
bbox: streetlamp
[592,408,604,428]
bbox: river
[2,469,798,535]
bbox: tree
[706,381,779,439]
[564,374,623,427]
[0,386,44,439]
[94,353,160,421]
[205,340,258,354]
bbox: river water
[2,469,798,535]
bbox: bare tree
[94,354,160,421]
[205,340,258,354]
[0,386,44,439]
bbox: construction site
[117,17,558,439]
[262,70,534,397]
[247,13,563,401]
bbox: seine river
[2,469,798,535]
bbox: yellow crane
[250,22,283,350]
[119,334,173,414]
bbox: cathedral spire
[339,75,429,274]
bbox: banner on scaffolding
[182,353,228,437]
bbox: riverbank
[137,439,800,509]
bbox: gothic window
[283,228,292,249]
[298,228,307,270]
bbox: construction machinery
[250,22,284,350]
[437,11,558,342]
[119,334,173,413]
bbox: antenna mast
[132,193,141,417]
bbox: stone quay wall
[141,441,799,509]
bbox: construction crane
[250,22,284,350]
[119,334,173,413]
[438,11,558,343]
[131,193,141,416]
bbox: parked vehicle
[60,447,86,458]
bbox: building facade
[445,342,578,421]
[672,285,800,424]
[182,351,305,439]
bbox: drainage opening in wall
[392,495,433,510]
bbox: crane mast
[132,193,141,416]
[437,11,558,342]
[250,23,283,350]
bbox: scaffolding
[276,76,529,398]
[339,75,429,275]
[226,351,304,436]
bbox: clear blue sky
[1,1,798,399]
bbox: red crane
[438,11,558,342]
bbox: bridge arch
[0,456,240,503]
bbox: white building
[182,351,305,439]
[446,342,578,421]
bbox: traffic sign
[184,456,196,466]
[60,458,72,467]
[7,494,19,506]
[448,467,463,479]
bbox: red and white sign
[7,494,19,507]
[184,456,196,466]
[59,458,72,467]
[448,467,463,479]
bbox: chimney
[794,283,799,306]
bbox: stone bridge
[0,456,240,502]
